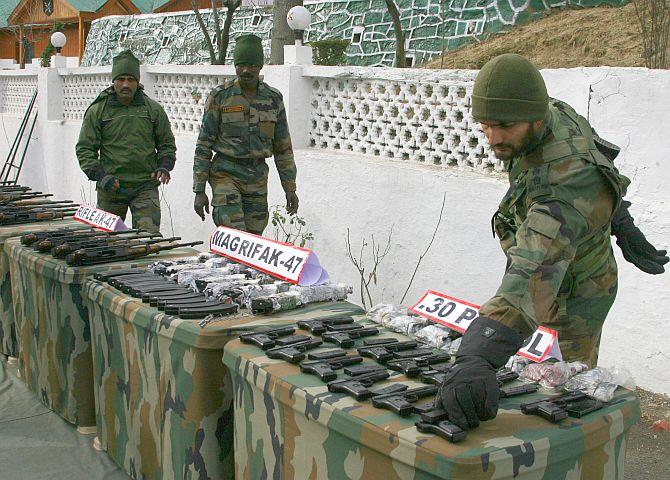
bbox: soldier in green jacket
[76,50,176,234]
[437,54,668,431]
[192,34,298,235]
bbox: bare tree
[345,227,393,310]
[191,0,242,65]
[270,0,302,64]
[384,0,407,68]
[634,0,670,69]
[399,193,446,303]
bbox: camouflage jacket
[76,86,176,188]
[479,99,630,337]
[192,78,297,193]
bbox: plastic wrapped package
[197,252,217,262]
[205,284,246,303]
[415,324,453,349]
[253,291,302,313]
[506,355,532,374]
[203,256,232,269]
[383,315,427,337]
[367,304,406,324]
[287,284,351,304]
[447,337,462,355]
[194,274,251,292]
[520,361,589,388]
[562,366,634,402]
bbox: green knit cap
[233,35,264,66]
[471,54,548,123]
[112,50,140,81]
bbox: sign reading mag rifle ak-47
[209,226,329,286]
[410,290,562,362]
[74,205,129,232]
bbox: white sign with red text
[410,289,561,362]
[209,226,329,286]
[74,204,129,232]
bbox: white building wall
[1,65,668,395]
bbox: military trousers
[96,183,161,234]
[543,254,618,367]
[209,160,269,236]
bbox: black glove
[437,316,523,430]
[611,201,668,274]
[97,174,119,192]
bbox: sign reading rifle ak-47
[74,205,129,232]
[209,226,329,286]
[410,290,561,362]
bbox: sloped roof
[0,0,21,28]
[66,0,109,12]
[130,0,159,13]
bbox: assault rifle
[34,229,142,252]
[0,185,30,192]
[52,235,171,258]
[0,192,52,204]
[0,200,76,211]
[65,240,204,266]
[22,227,94,245]
[0,208,78,225]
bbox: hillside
[425,3,647,69]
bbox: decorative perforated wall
[307,72,500,172]
[61,72,112,121]
[149,73,236,134]
[0,75,38,115]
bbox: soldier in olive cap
[437,54,667,431]
[192,34,298,234]
[76,50,176,234]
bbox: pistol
[327,370,390,400]
[300,354,364,381]
[239,326,296,349]
[520,390,588,423]
[265,338,324,363]
[371,385,438,416]
[296,316,355,335]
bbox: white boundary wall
[0,65,668,395]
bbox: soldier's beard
[492,124,539,161]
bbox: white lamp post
[50,31,67,68]
[284,6,313,65]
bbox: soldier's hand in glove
[152,168,171,185]
[97,175,120,192]
[286,191,299,215]
[194,192,210,221]
[437,316,523,430]
[612,201,668,274]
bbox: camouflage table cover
[5,236,199,427]
[223,328,640,480]
[83,278,364,480]
[0,219,80,358]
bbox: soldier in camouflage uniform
[192,34,298,235]
[437,54,667,431]
[76,50,176,234]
